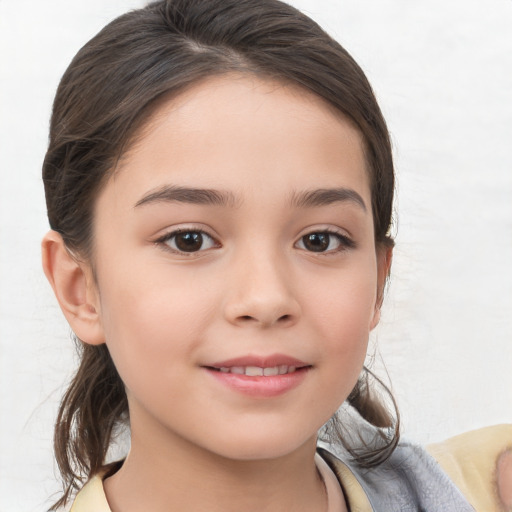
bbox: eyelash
[155,228,355,255]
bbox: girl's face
[87,75,388,461]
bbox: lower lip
[204,367,310,398]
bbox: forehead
[108,74,370,205]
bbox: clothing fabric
[69,424,511,512]
[315,453,348,512]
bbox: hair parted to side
[43,0,397,507]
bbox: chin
[201,426,317,462]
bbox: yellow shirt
[70,425,512,512]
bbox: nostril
[235,313,294,325]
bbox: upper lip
[206,354,310,369]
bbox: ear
[370,244,393,330]
[42,230,105,345]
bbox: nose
[222,248,301,328]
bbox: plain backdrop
[0,0,511,510]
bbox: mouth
[207,364,306,376]
[203,355,312,398]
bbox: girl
[41,0,511,510]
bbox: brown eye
[174,232,203,252]
[162,230,217,253]
[302,233,330,252]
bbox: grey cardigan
[318,439,474,511]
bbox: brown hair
[43,0,397,507]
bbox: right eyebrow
[134,185,239,208]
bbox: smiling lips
[215,365,298,376]
[204,355,311,398]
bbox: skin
[498,450,512,510]
[43,74,391,511]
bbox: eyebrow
[135,185,238,208]
[134,184,367,212]
[290,187,367,212]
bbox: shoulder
[319,424,512,512]
[69,473,111,512]
[67,460,123,511]
[427,424,512,512]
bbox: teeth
[245,366,263,376]
[216,365,300,376]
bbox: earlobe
[41,230,105,345]
[370,245,393,330]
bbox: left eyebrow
[290,187,367,212]
[134,185,239,208]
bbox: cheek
[96,266,217,390]
[304,264,377,382]
[100,257,214,337]
[307,261,377,333]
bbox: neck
[104,419,326,512]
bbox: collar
[70,452,371,512]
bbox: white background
[1,0,511,510]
